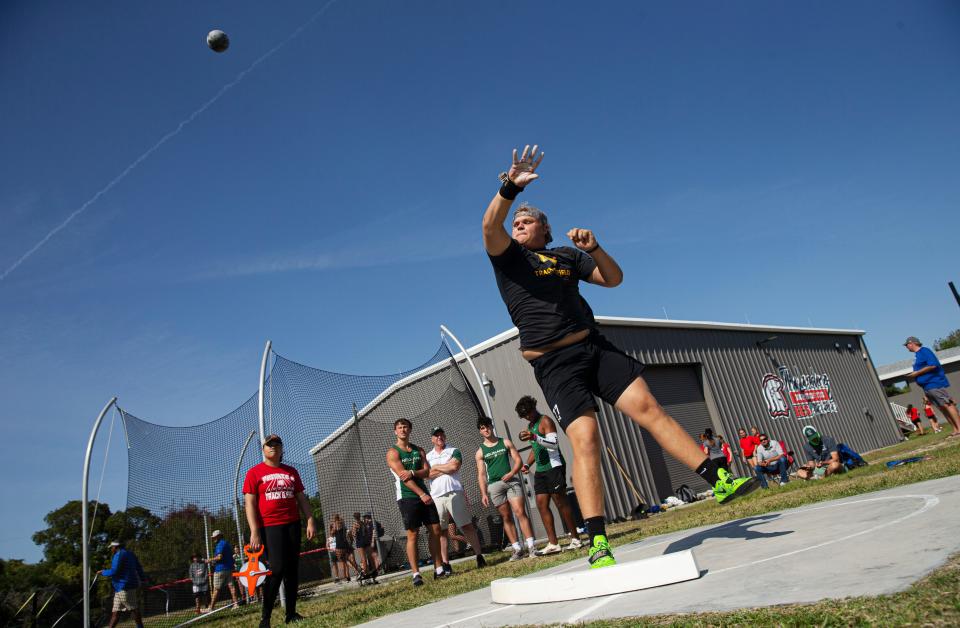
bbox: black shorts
[397,497,440,531]
[531,331,645,431]
[533,466,568,495]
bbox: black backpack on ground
[675,484,697,503]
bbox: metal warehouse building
[311,316,899,559]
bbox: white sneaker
[566,537,583,550]
[535,543,562,556]
[508,547,525,561]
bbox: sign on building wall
[761,366,839,419]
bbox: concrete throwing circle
[560,493,940,623]
[602,493,939,575]
[353,483,954,628]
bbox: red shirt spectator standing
[243,434,316,626]
[738,428,761,465]
[906,404,925,436]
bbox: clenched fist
[567,228,598,252]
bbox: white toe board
[490,550,700,604]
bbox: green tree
[934,329,960,351]
[104,506,160,545]
[32,500,112,566]
[884,384,907,397]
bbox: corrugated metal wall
[465,321,900,520]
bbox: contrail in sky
[1,0,339,282]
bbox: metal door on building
[641,365,714,501]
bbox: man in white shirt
[426,427,486,573]
[753,433,790,488]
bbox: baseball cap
[363,512,372,518]
[802,425,818,439]
[431,426,445,436]
[110,541,121,547]
[263,434,283,446]
[904,336,922,346]
[211,530,222,538]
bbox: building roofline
[459,316,864,359]
[309,316,864,454]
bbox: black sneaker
[412,573,424,587]
[442,562,453,576]
[285,613,305,624]
[433,569,447,580]
[476,554,487,568]
[259,619,271,628]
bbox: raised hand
[507,145,545,187]
[567,228,598,252]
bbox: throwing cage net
[107,339,488,623]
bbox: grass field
[176,430,960,628]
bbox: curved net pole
[257,340,272,446]
[82,396,118,628]
[439,325,493,417]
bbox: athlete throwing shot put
[482,145,758,568]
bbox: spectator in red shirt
[243,434,316,627]
[717,435,733,464]
[738,427,761,467]
[906,404,925,435]
[923,399,943,433]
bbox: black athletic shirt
[489,239,598,349]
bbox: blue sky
[2,1,959,562]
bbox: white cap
[211,530,222,538]
[110,541,121,547]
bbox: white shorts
[113,589,138,612]
[433,491,470,528]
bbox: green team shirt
[391,444,427,500]
[529,416,565,472]
[480,438,511,484]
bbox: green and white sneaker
[713,467,759,504]
[588,535,616,569]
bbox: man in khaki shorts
[99,541,146,628]
[475,417,537,560]
[206,529,239,611]
[426,426,486,572]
